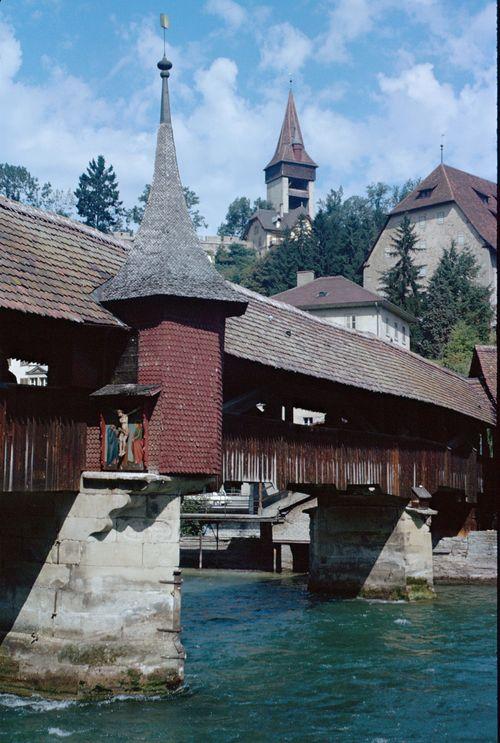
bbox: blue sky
[0,0,496,232]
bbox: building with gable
[363,164,497,308]
[273,271,415,349]
[243,91,317,254]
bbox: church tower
[264,91,318,217]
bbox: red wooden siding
[222,415,483,499]
[0,387,88,492]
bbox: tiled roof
[391,164,497,250]
[225,284,495,424]
[469,345,497,403]
[97,64,245,310]
[246,206,309,233]
[272,275,416,321]
[0,196,127,327]
[265,91,317,170]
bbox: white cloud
[205,0,247,30]
[318,0,384,63]
[259,22,313,74]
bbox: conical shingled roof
[97,58,246,309]
[265,91,317,169]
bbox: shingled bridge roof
[0,195,127,327]
[225,284,495,425]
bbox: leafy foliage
[417,243,493,359]
[217,196,273,238]
[74,155,124,233]
[126,183,207,230]
[379,213,424,316]
[215,241,258,284]
[181,497,209,537]
[0,163,76,217]
[440,321,484,375]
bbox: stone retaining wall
[433,531,497,583]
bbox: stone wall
[433,530,497,583]
[0,474,184,699]
[364,204,496,302]
[308,497,435,600]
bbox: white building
[273,272,415,349]
[8,359,48,385]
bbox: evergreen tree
[215,241,257,284]
[126,184,207,230]
[379,213,424,314]
[75,155,123,233]
[440,320,484,375]
[417,242,492,359]
[246,216,319,295]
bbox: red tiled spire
[266,91,317,169]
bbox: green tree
[441,321,483,375]
[246,216,319,295]
[126,183,207,230]
[215,241,257,284]
[218,196,273,238]
[379,213,424,315]
[0,163,75,217]
[75,155,124,233]
[418,243,492,359]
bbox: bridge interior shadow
[0,490,77,639]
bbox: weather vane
[440,133,445,164]
[160,13,169,56]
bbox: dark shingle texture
[391,164,497,250]
[97,110,244,306]
[225,284,495,424]
[0,196,127,326]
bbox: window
[350,315,356,329]
[384,247,392,257]
[473,188,489,204]
[395,322,399,341]
[416,188,434,199]
[457,233,465,245]
[385,317,390,337]
[402,326,407,343]
[417,214,426,230]
[419,266,427,278]
[437,211,445,224]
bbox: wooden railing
[222,414,483,499]
[0,386,89,492]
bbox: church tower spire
[264,91,317,217]
[98,45,243,308]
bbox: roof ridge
[0,194,128,248]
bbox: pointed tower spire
[97,40,244,309]
[264,91,318,217]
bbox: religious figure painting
[103,406,145,470]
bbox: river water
[0,571,496,742]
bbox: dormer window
[317,291,329,297]
[473,188,489,204]
[416,187,435,199]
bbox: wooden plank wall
[0,387,88,492]
[222,414,482,499]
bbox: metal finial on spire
[440,133,445,164]
[289,73,293,89]
[158,13,172,124]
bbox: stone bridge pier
[307,488,436,600]
[0,472,199,699]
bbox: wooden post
[258,481,263,515]
[198,529,203,569]
[215,521,219,568]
